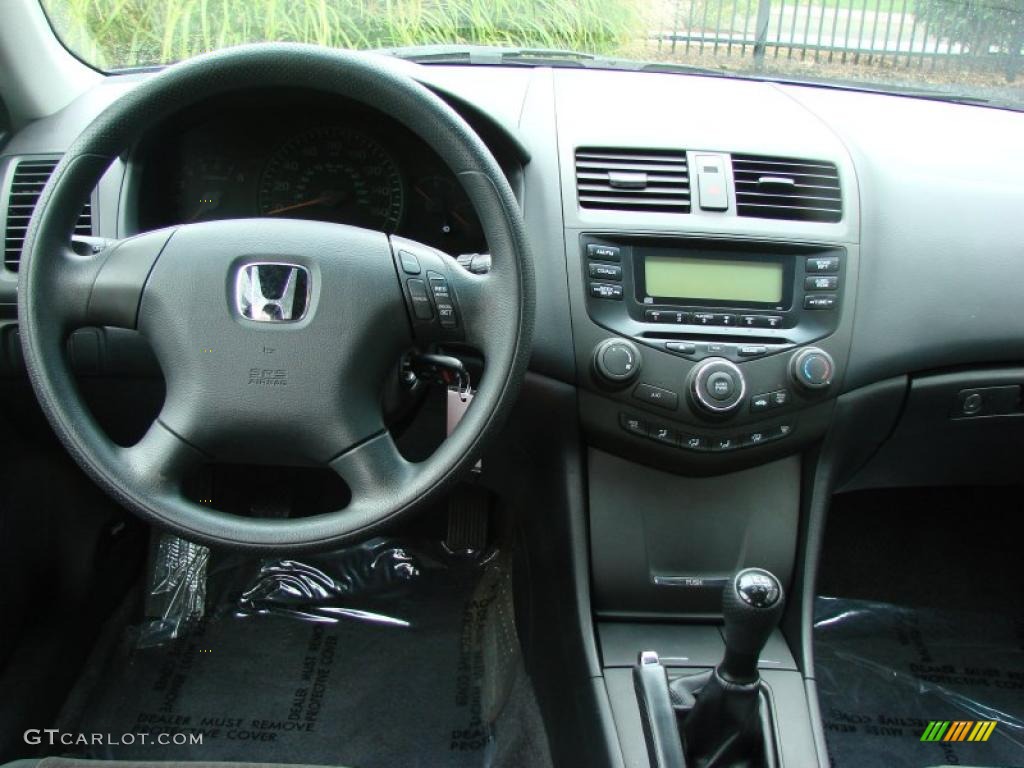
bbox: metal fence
[652,0,1024,79]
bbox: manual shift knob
[719,568,784,684]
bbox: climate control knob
[593,338,642,387]
[688,358,746,417]
[790,347,835,391]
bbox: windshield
[41,0,1024,110]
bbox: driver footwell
[54,538,550,768]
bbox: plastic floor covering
[815,596,1024,768]
[60,539,519,768]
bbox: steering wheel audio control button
[689,358,746,417]
[790,347,835,390]
[593,338,642,386]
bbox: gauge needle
[266,191,339,216]
[413,185,470,227]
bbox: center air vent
[575,148,690,213]
[4,157,93,272]
[731,154,841,223]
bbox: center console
[572,233,854,473]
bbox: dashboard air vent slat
[4,157,92,272]
[731,154,842,223]
[575,148,690,213]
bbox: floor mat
[63,539,523,768]
[815,596,1024,768]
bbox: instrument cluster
[138,98,486,255]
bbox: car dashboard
[1,54,1023,768]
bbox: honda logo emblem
[235,263,310,323]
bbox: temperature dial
[790,348,835,391]
[593,338,642,387]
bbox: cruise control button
[806,256,839,273]
[804,294,837,310]
[620,413,648,437]
[590,282,623,300]
[634,383,679,411]
[805,275,838,291]
[587,243,621,261]
[589,263,622,280]
[436,302,457,329]
[665,341,697,355]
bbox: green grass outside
[41,0,641,70]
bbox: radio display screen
[643,254,785,306]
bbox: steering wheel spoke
[116,417,205,495]
[328,432,416,507]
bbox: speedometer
[258,126,404,231]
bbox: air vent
[4,157,93,272]
[576,148,690,213]
[731,154,841,223]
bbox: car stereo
[583,235,843,362]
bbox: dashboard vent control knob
[790,348,835,391]
[593,338,642,387]
[688,358,746,417]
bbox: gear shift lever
[720,568,784,683]
[681,568,784,767]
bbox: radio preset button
[741,315,784,329]
[804,294,837,310]
[692,312,716,325]
[646,309,688,324]
[806,256,839,273]
[587,243,621,261]
[590,282,624,300]
[633,383,679,411]
[805,275,838,291]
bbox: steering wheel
[18,44,534,551]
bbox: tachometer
[258,126,404,231]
